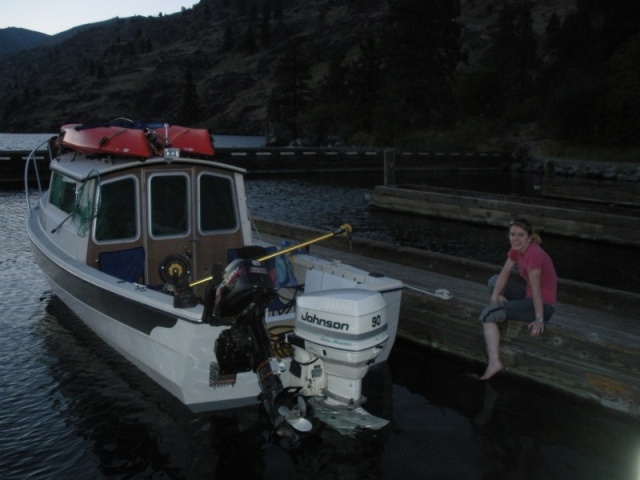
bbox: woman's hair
[510,218,541,244]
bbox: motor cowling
[214,258,276,318]
[289,288,389,405]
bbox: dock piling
[384,148,396,186]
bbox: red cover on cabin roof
[150,125,215,156]
[59,122,214,158]
[60,124,153,158]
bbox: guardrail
[214,147,510,174]
[1,149,51,185]
[2,147,511,184]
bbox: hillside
[459,0,576,66]
[0,28,50,58]
[8,0,629,150]
[0,0,388,135]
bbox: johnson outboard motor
[287,288,390,435]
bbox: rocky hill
[0,28,50,58]
[0,0,581,144]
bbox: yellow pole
[189,224,352,288]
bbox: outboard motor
[213,257,276,318]
[287,288,390,434]
[209,258,305,433]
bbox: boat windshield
[95,176,139,242]
[149,174,189,238]
[199,173,238,232]
[49,172,77,214]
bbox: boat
[24,120,403,437]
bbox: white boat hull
[28,209,403,412]
[28,211,262,411]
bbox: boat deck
[254,218,640,419]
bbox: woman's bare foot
[480,361,503,380]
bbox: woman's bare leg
[481,323,503,380]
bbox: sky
[0,0,199,36]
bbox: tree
[273,0,284,20]
[221,25,234,52]
[260,17,271,47]
[543,10,562,56]
[2,95,21,122]
[381,0,463,132]
[179,69,199,124]
[242,26,257,55]
[602,34,640,146]
[540,0,640,143]
[268,44,311,140]
[306,48,349,142]
[345,38,385,136]
[262,0,272,20]
[482,1,538,117]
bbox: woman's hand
[528,320,545,336]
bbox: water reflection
[389,340,640,480]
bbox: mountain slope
[0,28,50,58]
[1,0,394,134]
[0,0,579,142]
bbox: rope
[404,284,453,300]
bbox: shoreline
[523,142,640,182]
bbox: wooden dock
[542,177,640,207]
[253,217,640,419]
[1,149,50,185]
[210,148,509,175]
[369,184,640,247]
[2,147,509,183]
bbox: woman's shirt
[508,243,557,305]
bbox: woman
[479,218,557,380]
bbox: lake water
[1,133,639,479]
[245,171,640,293]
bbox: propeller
[278,396,312,432]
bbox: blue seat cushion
[99,247,145,283]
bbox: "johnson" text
[300,311,349,331]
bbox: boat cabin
[43,154,252,293]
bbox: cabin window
[199,174,238,232]
[95,177,138,242]
[149,174,189,237]
[49,172,77,213]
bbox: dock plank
[542,178,640,207]
[369,184,640,247]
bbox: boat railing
[24,139,51,217]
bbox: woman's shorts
[480,275,555,324]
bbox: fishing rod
[189,224,352,288]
